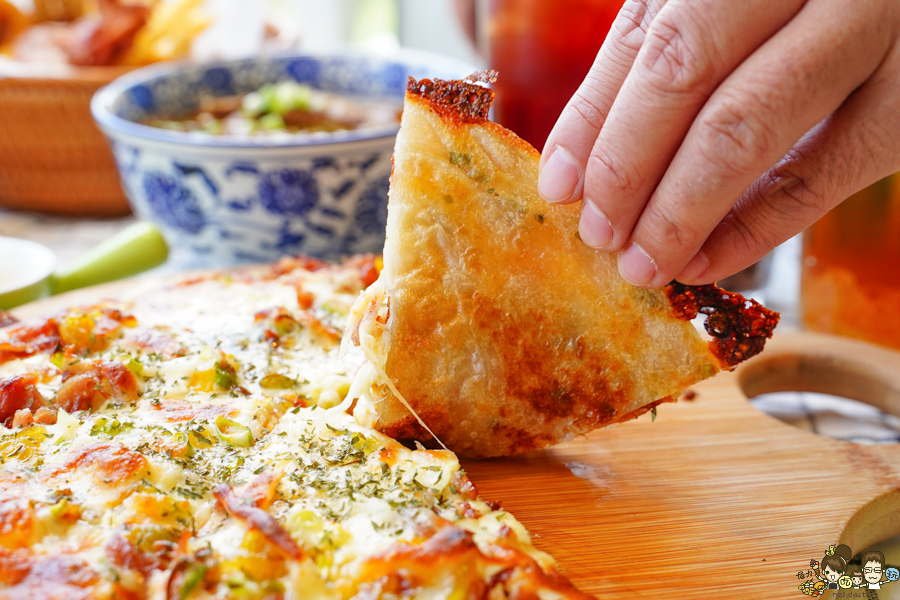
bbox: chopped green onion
[152,120,188,131]
[179,562,207,600]
[273,315,297,336]
[449,152,472,166]
[241,91,268,117]
[270,81,312,114]
[49,498,69,518]
[90,418,134,437]
[259,374,295,389]
[468,169,489,183]
[50,351,63,370]
[214,362,237,390]
[125,357,144,376]
[258,112,286,131]
[215,416,253,447]
[200,118,223,135]
[319,302,341,315]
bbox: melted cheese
[0,259,580,600]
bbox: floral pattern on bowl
[92,51,476,263]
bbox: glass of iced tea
[801,173,900,350]
[479,0,624,150]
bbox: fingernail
[677,251,710,283]
[538,146,580,203]
[618,243,657,286]
[578,201,614,249]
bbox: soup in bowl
[91,50,477,264]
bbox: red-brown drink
[483,0,624,150]
[802,173,900,350]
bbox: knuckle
[567,84,610,132]
[612,0,660,55]
[644,201,702,250]
[696,92,777,177]
[639,8,713,96]
[729,163,825,253]
[721,199,790,259]
[764,163,829,215]
[587,145,644,198]
[718,211,771,261]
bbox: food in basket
[0,257,592,599]
[122,0,207,66]
[147,80,402,137]
[344,74,779,458]
[2,0,207,67]
[0,0,26,47]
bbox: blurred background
[0,0,484,69]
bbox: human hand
[538,0,900,288]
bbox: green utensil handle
[51,222,169,294]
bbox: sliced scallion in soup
[146,81,401,137]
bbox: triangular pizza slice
[344,75,778,458]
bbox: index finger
[579,0,805,250]
[538,0,664,206]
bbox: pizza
[0,256,591,600]
[344,75,779,458]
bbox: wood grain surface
[462,333,900,599]
[13,281,900,600]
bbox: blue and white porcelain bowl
[92,51,476,263]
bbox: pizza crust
[346,77,778,459]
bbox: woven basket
[0,63,134,217]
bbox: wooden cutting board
[461,332,900,599]
[13,283,900,600]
